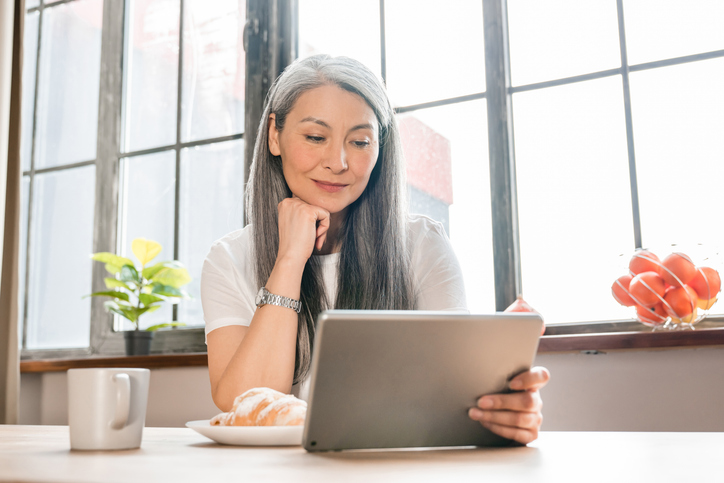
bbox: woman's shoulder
[406,213,448,244]
[204,224,254,265]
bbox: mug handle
[110,373,131,430]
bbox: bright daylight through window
[17,0,724,357]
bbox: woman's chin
[293,194,351,216]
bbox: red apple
[612,274,636,307]
[629,250,660,275]
[657,252,696,287]
[629,272,666,307]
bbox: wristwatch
[255,287,302,314]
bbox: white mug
[67,368,150,450]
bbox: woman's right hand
[276,196,331,265]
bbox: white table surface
[1,425,722,482]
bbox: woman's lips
[313,180,348,193]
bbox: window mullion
[21,2,45,352]
[243,0,296,226]
[89,0,126,355]
[483,0,521,311]
[172,0,185,323]
[616,0,643,249]
[379,0,387,82]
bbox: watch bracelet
[266,292,302,313]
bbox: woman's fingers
[477,388,542,413]
[315,209,331,250]
[468,367,550,445]
[475,420,539,446]
[508,366,550,391]
[277,197,331,260]
[469,392,543,445]
[468,407,542,430]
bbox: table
[1,425,722,482]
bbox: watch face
[255,287,266,306]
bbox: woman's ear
[268,114,281,156]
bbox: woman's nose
[321,144,348,173]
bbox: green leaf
[150,283,185,298]
[144,322,186,332]
[149,265,191,288]
[92,252,135,275]
[113,299,134,309]
[145,305,162,314]
[91,252,135,266]
[104,301,138,323]
[119,265,141,284]
[134,306,154,318]
[104,278,130,290]
[139,293,165,307]
[88,290,129,302]
[142,261,177,281]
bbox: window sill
[20,353,208,373]
[19,323,724,373]
[538,324,724,353]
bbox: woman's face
[268,84,379,215]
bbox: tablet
[302,310,543,452]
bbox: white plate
[185,420,304,446]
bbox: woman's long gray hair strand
[245,55,415,384]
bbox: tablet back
[302,310,543,452]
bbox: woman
[201,54,549,445]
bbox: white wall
[535,346,724,431]
[20,367,220,427]
[19,346,724,430]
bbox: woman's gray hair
[245,54,414,384]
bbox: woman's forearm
[211,257,306,411]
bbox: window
[507,0,724,324]
[299,0,496,313]
[20,0,247,358]
[18,0,724,359]
[117,0,246,331]
[20,0,103,351]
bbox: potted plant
[88,238,191,355]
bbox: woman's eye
[352,140,370,148]
[306,135,325,143]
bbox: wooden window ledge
[20,353,208,373]
[19,327,724,373]
[538,326,724,353]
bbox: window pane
[507,0,620,87]
[118,151,176,329]
[513,77,634,324]
[21,11,39,173]
[398,100,495,314]
[122,0,180,153]
[385,0,485,107]
[26,0,40,9]
[181,0,245,143]
[631,58,724,317]
[624,0,724,65]
[298,0,381,78]
[19,177,30,348]
[178,140,244,326]
[26,166,95,349]
[35,0,103,169]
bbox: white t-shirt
[201,214,468,338]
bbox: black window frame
[19,0,724,361]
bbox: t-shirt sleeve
[200,233,257,340]
[410,216,469,312]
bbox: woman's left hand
[468,366,550,445]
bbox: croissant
[210,387,307,426]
